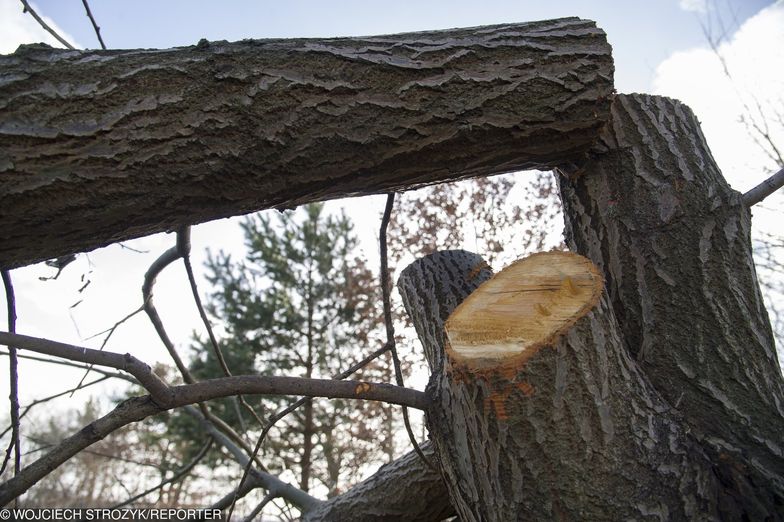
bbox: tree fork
[0,17,613,269]
[558,93,784,515]
[398,250,731,521]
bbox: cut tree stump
[399,250,728,521]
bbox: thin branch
[379,193,434,470]
[143,236,265,471]
[227,341,394,519]
[80,0,106,50]
[0,375,110,440]
[72,305,143,395]
[0,332,427,410]
[143,243,191,379]
[0,270,21,486]
[185,406,320,513]
[18,0,76,50]
[0,331,173,407]
[743,167,784,207]
[0,349,136,384]
[111,439,212,509]
[243,491,277,522]
[178,227,262,431]
[212,474,265,511]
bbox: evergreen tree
[189,203,393,495]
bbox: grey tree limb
[743,166,784,206]
[0,17,613,269]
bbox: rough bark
[558,93,784,516]
[0,17,613,269]
[302,441,454,522]
[398,250,731,521]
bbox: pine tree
[189,203,393,495]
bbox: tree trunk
[0,17,613,269]
[397,250,742,520]
[558,93,784,516]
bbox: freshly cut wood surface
[445,251,603,367]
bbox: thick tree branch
[0,18,613,269]
[303,441,453,522]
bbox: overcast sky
[1,0,782,411]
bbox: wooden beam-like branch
[0,17,613,269]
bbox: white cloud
[0,0,81,54]
[654,2,784,192]
[679,0,709,13]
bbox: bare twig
[143,236,265,470]
[243,491,277,522]
[80,0,106,49]
[72,305,143,395]
[227,341,394,519]
[379,193,434,471]
[1,270,21,486]
[18,0,76,50]
[178,227,262,431]
[743,167,784,207]
[111,439,212,509]
[0,375,110,440]
[143,243,191,379]
[212,474,265,511]
[0,331,173,407]
[0,349,135,384]
[186,406,320,513]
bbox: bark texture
[302,442,453,521]
[398,250,728,521]
[0,17,613,269]
[559,93,784,518]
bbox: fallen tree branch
[0,17,613,269]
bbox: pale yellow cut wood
[445,251,603,369]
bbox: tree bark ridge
[558,93,784,517]
[0,17,613,269]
